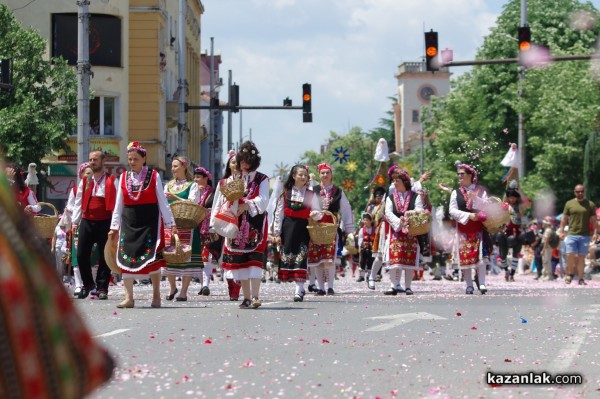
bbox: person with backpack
[541,216,559,281]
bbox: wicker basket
[482,196,510,234]
[33,202,59,239]
[344,245,359,255]
[220,179,245,202]
[407,211,431,236]
[170,200,206,229]
[307,210,338,245]
[163,234,192,264]
[103,233,121,274]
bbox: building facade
[6,0,204,204]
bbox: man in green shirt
[559,184,597,285]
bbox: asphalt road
[81,272,600,399]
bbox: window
[412,110,419,123]
[52,13,122,67]
[90,96,116,136]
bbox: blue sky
[202,0,600,177]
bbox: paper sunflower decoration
[273,162,289,178]
[332,146,350,164]
[374,174,387,186]
[396,161,414,176]
[342,178,355,192]
[345,161,358,172]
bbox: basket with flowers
[481,196,510,233]
[403,209,431,236]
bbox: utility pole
[227,70,233,151]
[177,0,187,157]
[76,0,91,171]
[518,0,527,179]
[208,37,215,175]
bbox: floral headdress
[387,165,410,181]
[127,141,146,155]
[457,163,478,184]
[317,163,332,172]
[227,149,236,159]
[194,166,212,181]
[241,148,257,155]
[78,162,90,177]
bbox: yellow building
[5,0,204,203]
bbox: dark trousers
[77,218,111,292]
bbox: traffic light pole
[187,105,304,111]
[518,0,527,179]
[441,54,593,67]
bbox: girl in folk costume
[192,166,216,296]
[163,156,201,302]
[109,142,177,308]
[383,166,424,296]
[308,163,354,296]
[5,163,41,215]
[209,150,241,300]
[449,163,491,295]
[210,141,269,309]
[272,165,322,302]
[66,163,94,296]
[367,186,388,289]
[357,213,375,284]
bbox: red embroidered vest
[121,169,158,206]
[82,174,116,221]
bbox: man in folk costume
[449,163,491,295]
[367,186,388,289]
[72,150,118,300]
[308,163,354,295]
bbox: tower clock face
[419,85,436,102]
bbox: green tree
[422,0,600,207]
[0,4,76,167]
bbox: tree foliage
[0,4,76,167]
[423,0,600,207]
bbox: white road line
[364,312,447,332]
[94,328,131,338]
[550,315,596,370]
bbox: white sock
[405,269,413,289]
[295,282,304,295]
[370,257,382,280]
[73,266,83,288]
[202,264,214,287]
[315,267,325,290]
[326,266,335,289]
[478,262,486,285]
[390,268,400,288]
[463,268,473,287]
[309,267,316,286]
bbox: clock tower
[394,62,451,158]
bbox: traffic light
[302,83,312,122]
[424,30,439,71]
[518,26,531,52]
[302,83,311,113]
[283,97,292,107]
[230,83,239,112]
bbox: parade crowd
[4,140,599,309]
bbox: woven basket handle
[310,209,337,226]
[170,233,181,256]
[37,201,58,217]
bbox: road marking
[550,305,600,370]
[363,312,447,332]
[94,328,131,338]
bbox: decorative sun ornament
[342,178,355,192]
[396,161,414,176]
[332,146,350,164]
[345,161,358,172]
[374,174,386,186]
[273,162,289,178]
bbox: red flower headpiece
[127,141,146,154]
[78,162,90,177]
[194,166,212,181]
[318,163,332,172]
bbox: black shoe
[308,284,317,292]
[356,276,365,282]
[294,294,304,302]
[199,286,210,296]
[396,287,406,293]
[175,296,188,302]
[239,299,251,309]
[327,288,334,296]
[97,292,108,300]
[433,276,442,281]
[466,286,474,295]
[443,275,454,281]
[77,288,91,299]
[384,288,398,296]
[229,297,239,301]
[405,288,413,295]
[166,288,179,300]
[479,284,488,294]
[315,289,326,296]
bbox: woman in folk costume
[210,141,269,309]
[109,142,177,308]
[163,156,201,302]
[383,166,424,296]
[65,162,94,296]
[449,163,491,295]
[308,163,354,295]
[209,150,241,300]
[5,163,41,215]
[192,166,216,296]
[272,165,322,302]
